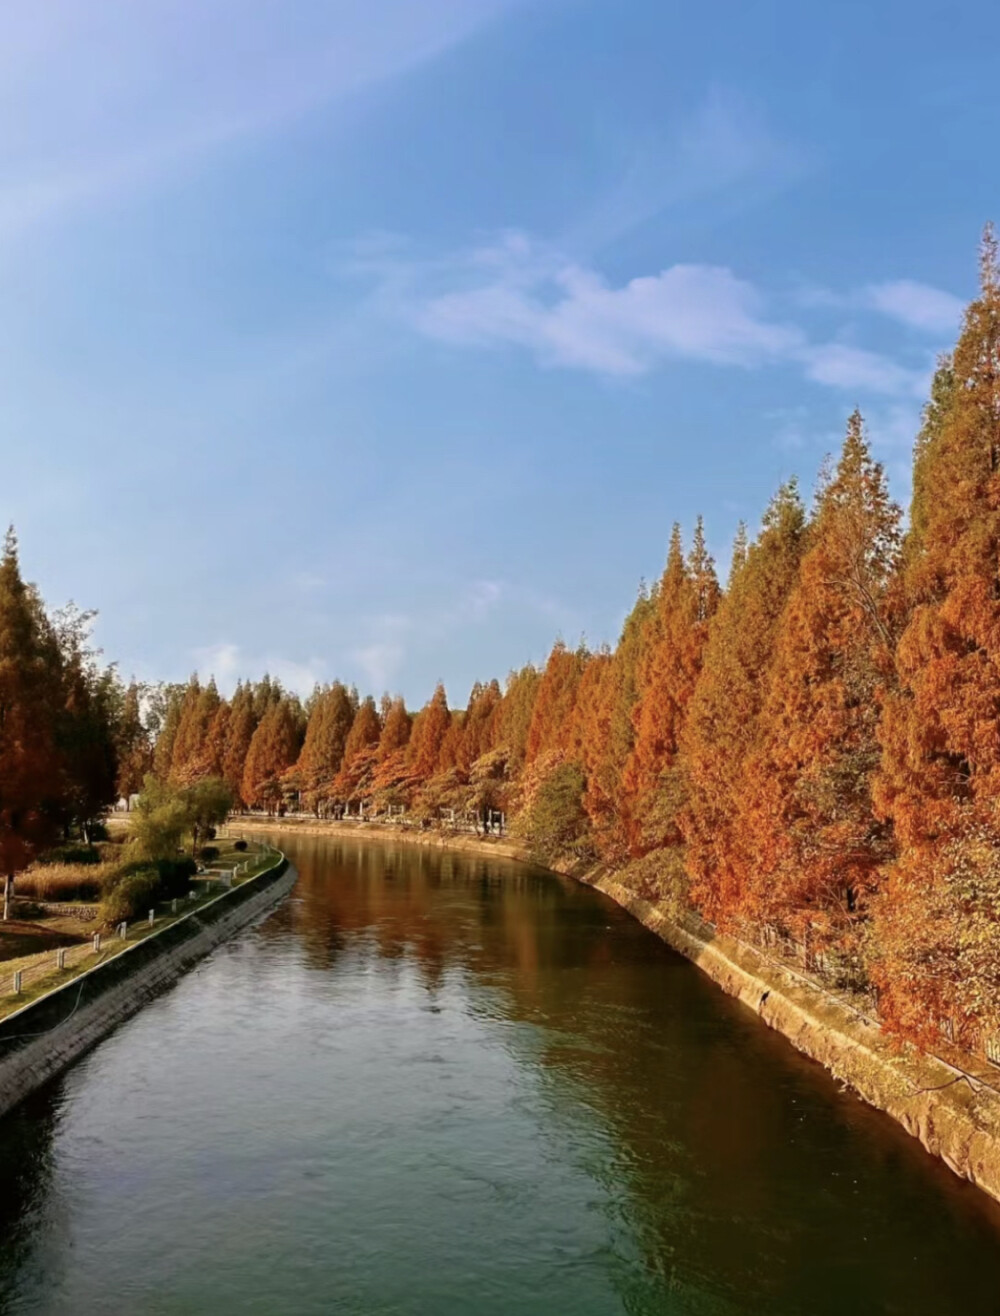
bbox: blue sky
[2,0,997,705]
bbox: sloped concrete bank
[0,855,293,1119]
[240,818,1000,1205]
[578,869,1000,1205]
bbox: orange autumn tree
[333,695,382,805]
[525,641,589,767]
[580,586,656,864]
[242,696,305,813]
[168,676,202,781]
[201,700,231,779]
[222,681,258,808]
[623,519,719,859]
[492,665,541,771]
[408,683,451,783]
[371,696,413,808]
[681,483,807,924]
[0,530,65,917]
[738,414,900,963]
[873,229,1000,1044]
[171,677,222,783]
[457,680,502,773]
[292,682,357,812]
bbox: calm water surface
[1,834,999,1315]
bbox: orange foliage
[242,697,305,812]
[736,417,900,954]
[622,520,719,855]
[134,231,1000,1053]
[408,683,451,780]
[525,642,589,766]
[682,484,806,923]
[873,230,1000,1040]
[0,531,64,876]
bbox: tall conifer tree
[874,229,1000,1041]
[740,415,900,957]
[0,530,64,915]
[681,484,806,922]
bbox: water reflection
[280,834,1000,1314]
[0,833,998,1315]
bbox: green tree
[52,604,120,841]
[115,680,152,805]
[181,776,234,855]
[513,762,592,864]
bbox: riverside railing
[0,841,280,1011]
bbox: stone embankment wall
[579,870,1000,1206]
[238,817,1000,1205]
[0,856,293,1119]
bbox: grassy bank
[0,840,281,1021]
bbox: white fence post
[148,909,155,926]
[13,970,22,994]
[56,947,66,970]
[118,921,127,940]
[93,932,102,953]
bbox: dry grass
[15,862,120,903]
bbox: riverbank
[0,849,292,1119]
[237,816,1000,1205]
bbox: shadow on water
[0,830,999,1315]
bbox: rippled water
[1,834,999,1315]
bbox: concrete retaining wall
[579,869,1000,1205]
[0,855,293,1119]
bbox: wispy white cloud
[566,87,806,254]
[417,234,802,375]
[796,277,964,337]
[466,580,504,619]
[798,342,926,397]
[194,640,325,696]
[351,642,405,692]
[0,0,514,240]
[357,230,936,397]
[864,279,965,334]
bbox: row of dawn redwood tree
[142,233,1000,1054]
[4,233,996,1054]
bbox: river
[1,834,999,1314]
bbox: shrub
[117,856,195,899]
[101,870,159,925]
[233,840,248,852]
[198,846,220,864]
[618,851,689,916]
[87,821,110,842]
[512,762,594,865]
